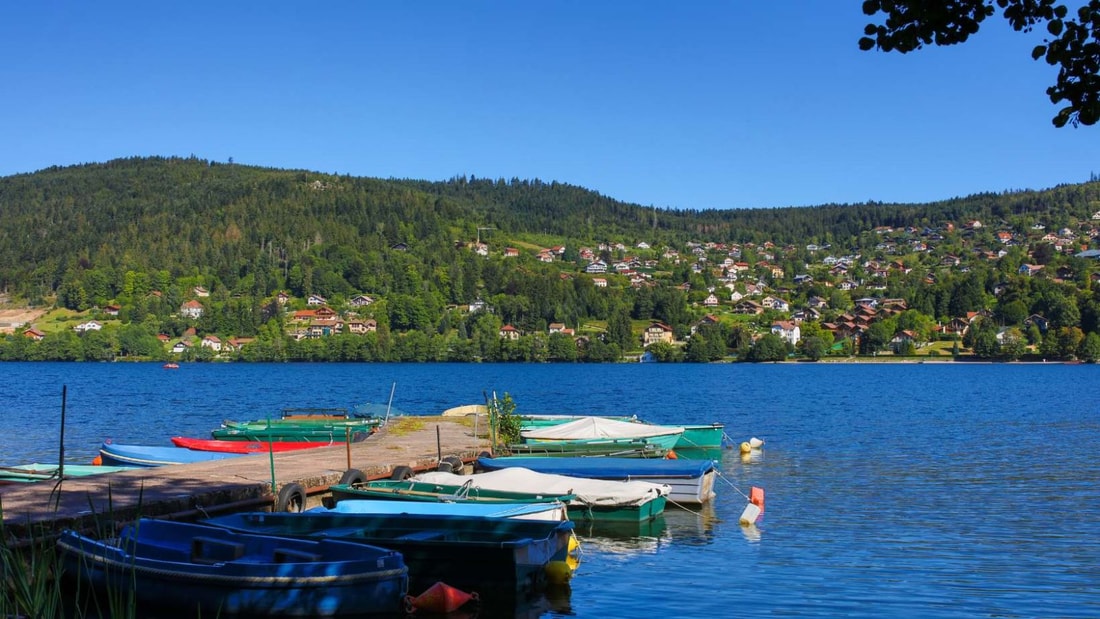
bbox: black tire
[275,482,306,513]
[339,468,367,486]
[442,455,465,475]
[436,460,455,474]
[390,465,414,480]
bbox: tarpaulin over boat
[519,416,683,441]
[414,468,670,508]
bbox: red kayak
[170,437,341,454]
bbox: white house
[771,321,801,346]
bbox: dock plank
[0,416,488,543]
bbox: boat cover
[475,456,715,480]
[414,468,669,508]
[520,416,683,440]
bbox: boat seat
[395,530,446,541]
[190,536,245,564]
[273,548,322,563]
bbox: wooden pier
[0,415,489,545]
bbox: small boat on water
[56,518,408,617]
[171,436,356,454]
[201,511,576,599]
[0,463,136,484]
[505,437,670,458]
[519,414,726,450]
[519,416,685,452]
[330,477,575,506]
[475,456,718,505]
[162,362,180,369]
[314,498,570,521]
[412,468,670,523]
[98,442,247,467]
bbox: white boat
[520,416,684,451]
[313,498,569,521]
[414,468,671,523]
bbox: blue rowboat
[98,442,246,467]
[56,518,408,617]
[201,511,575,600]
[476,456,718,505]
[313,498,569,521]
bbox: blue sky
[2,3,1095,210]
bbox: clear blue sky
[2,3,1095,210]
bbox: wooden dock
[0,415,489,545]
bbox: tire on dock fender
[390,465,414,480]
[439,455,465,475]
[275,482,306,513]
[339,468,367,486]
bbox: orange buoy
[404,581,479,614]
[750,486,765,514]
[91,455,102,466]
[665,449,678,459]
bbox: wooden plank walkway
[0,415,490,544]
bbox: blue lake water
[2,361,1098,617]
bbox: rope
[715,470,751,502]
[663,495,702,516]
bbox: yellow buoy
[739,441,751,454]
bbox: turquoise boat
[314,498,570,521]
[0,463,136,484]
[519,416,684,452]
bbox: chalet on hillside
[642,322,674,347]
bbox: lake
[1,361,1098,617]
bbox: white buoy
[749,437,765,449]
[739,502,762,526]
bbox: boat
[201,511,576,599]
[0,463,136,484]
[313,498,570,521]
[171,436,357,453]
[98,442,247,467]
[210,425,374,443]
[330,477,575,506]
[520,414,726,451]
[505,437,670,458]
[475,456,718,505]
[412,468,670,523]
[162,362,180,369]
[519,416,684,452]
[56,518,408,617]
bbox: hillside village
[6,203,1100,363]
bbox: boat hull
[99,443,245,467]
[201,511,575,599]
[171,436,344,453]
[57,519,408,617]
[317,498,569,521]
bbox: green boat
[330,478,575,505]
[211,425,373,442]
[505,437,670,458]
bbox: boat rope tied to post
[404,581,479,614]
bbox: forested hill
[2,155,1100,363]
[2,155,1098,299]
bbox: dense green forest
[1,156,1099,362]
